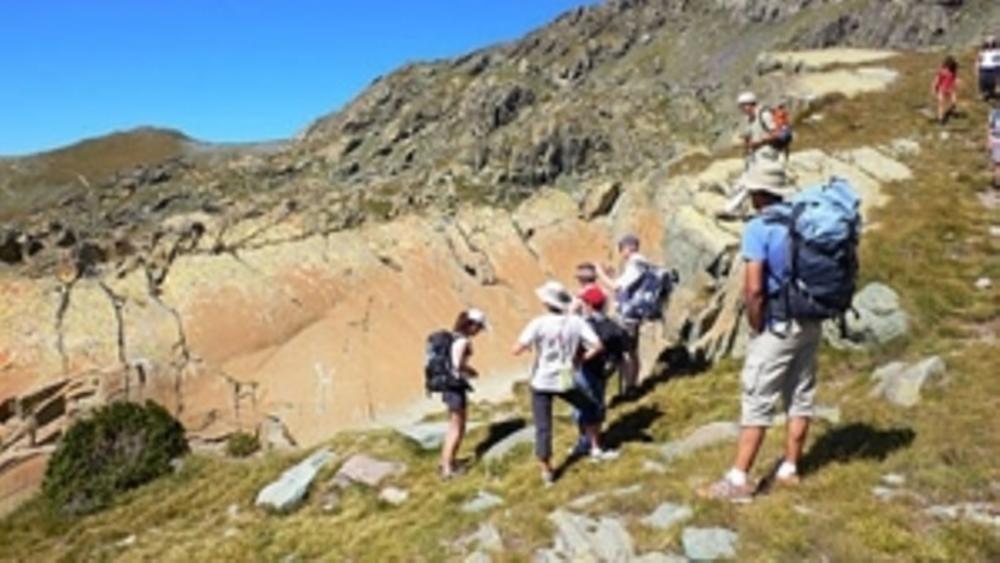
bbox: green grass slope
[0,51,998,562]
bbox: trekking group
[421,40,1000,497]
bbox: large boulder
[826,283,908,349]
[332,454,405,488]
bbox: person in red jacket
[932,56,960,124]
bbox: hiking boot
[541,469,556,488]
[589,448,621,463]
[697,478,754,504]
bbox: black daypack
[586,314,626,379]
[619,264,679,321]
[424,331,468,394]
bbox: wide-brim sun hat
[737,91,757,105]
[741,163,797,199]
[535,281,573,313]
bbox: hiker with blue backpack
[424,308,488,480]
[596,234,678,400]
[699,162,861,503]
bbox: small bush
[42,400,188,515]
[225,431,260,458]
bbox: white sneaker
[589,448,620,462]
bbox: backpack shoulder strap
[758,106,775,132]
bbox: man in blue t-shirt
[699,163,822,503]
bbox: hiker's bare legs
[734,426,767,473]
[583,424,603,451]
[784,416,811,467]
[441,408,466,473]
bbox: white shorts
[740,320,821,426]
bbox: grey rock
[826,283,908,350]
[925,503,1000,528]
[255,448,335,511]
[635,553,688,563]
[333,453,406,488]
[881,473,906,487]
[482,426,535,465]
[465,552,493,563]
[579,181,622,220]
[642,502,694,531]
[681,527,738,561]
[462,490,505,513]
[568,484,642,509]
[394,421,479,451]
[871,356,946,407]
[378,486,409,505]
[546,510,634,561]
[643,460,668,474]
[260,416,298,451]
[662,422,740,462]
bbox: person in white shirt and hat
[513,281,616,486]
[718,91,790,220]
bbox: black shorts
[442,389,467,412]
[980,69,998,97]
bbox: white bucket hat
[535,281,572,313]
[737,91,757,105]
[741,163,797,199]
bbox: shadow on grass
[608,345,711,409]
[553,405,663,479]
[800,422,916,476]
[473,417,527,460]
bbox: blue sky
[0,1,592,156]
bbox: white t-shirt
[979,49,1000,71]
[451,336,470,379]
[517,313,600,392]
[614,253,649,291]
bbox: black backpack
[424,330,469,394]
[586,314,626,379]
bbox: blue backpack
[619,264,679,321]
[762,177,862,322]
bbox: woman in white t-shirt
[977,37,1000,101]
[512,281,614,486]
[440,308,488,480]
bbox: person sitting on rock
[596,234,649,400]
[440,308,488,479]
[512,281,614,486]
[699,165,821,503]
[717,91,788,220]
[568,286,626,458]
[932,55,960,124]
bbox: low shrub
[225,431,261,458]
[42,400,188,515]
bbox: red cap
[579,285,607,309]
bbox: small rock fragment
[642,502,694,531]
[682,527,738,560]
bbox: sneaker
[541,469,556,487]
[589,448,621,463]
[697,478,754,504]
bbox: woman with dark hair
[439,308,487,479]
[933,55,960,124]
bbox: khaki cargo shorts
[740,319,821,427]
